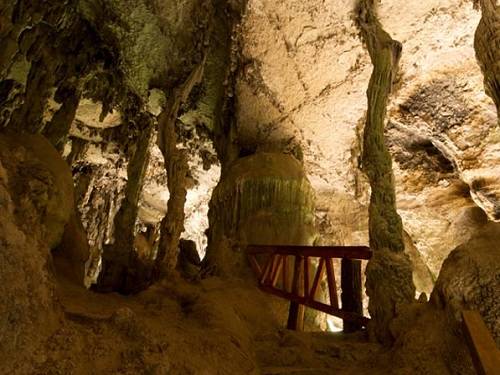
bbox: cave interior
[0,0,499,374]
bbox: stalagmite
[355,0,415,344]
[43,86,81,151]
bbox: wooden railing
[462,310,500,375]
[246,245,372,331]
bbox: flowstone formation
[204,152,317,276]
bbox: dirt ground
[8,263,467,375]
[15,264,395,375]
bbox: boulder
[431,222,500,345]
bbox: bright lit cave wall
[235,0,498,298]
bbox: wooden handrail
[246,244,372,331]
[247,245,372,259]
[462,310,500,375]
[260,285,370,326]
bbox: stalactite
[8,59,56,133]
[209,0,248,171]
[474,0,500,120]
[43,85,81,151]
[355,0,415,344]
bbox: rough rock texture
[137,128,220,260]
[382,1,498,280]
[431,222,500,345]
[1,0,496,285]
[154,63,206,278]
[0,134,473,373]
[205,152,317,276]
[95,112,154,293]
[388,302,475,375]
[0,0,222,292]
[16,134,75,247]
[0,130,270,375]
[64,101,131,286]
[388,70,498,277]
[0,133,89,284]
[1,0,499,372]
[402,231,435,296]
[356,0,405,254]
[232,0,499,343]
[0,134,65,371]
[364,249,415,343]
[235,0,371,194]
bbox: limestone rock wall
[0,134,67,371]
[235,0,499,311]
[381,1,498,280]
[0,0,498,341]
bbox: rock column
[355,0,415,344]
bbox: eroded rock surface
[1,0,499,371]
[0,134,65,371]
[432,222,500,345]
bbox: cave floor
[44,269,402,375]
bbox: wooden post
[303,256,309,298]
[260,255,274,285]
[341,259,363,332]
[309,258,325,301]
[462,310,500,375]
[282,255,288,292]
[287,255,305,330]
[270,255,283,287]
[325,258,339,309]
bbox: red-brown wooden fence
[247,245,372,331]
